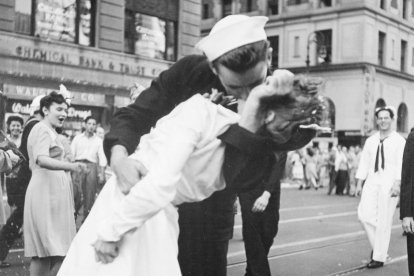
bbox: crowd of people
[0,13,413,276]
[286,143,362,196]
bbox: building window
[316,29,332,64]
[392,39,395,60]
[287,0,309,5]
[391,0,398,8]
[401,40,407,72]
[378,31,385,66]
[15,0,33,35]
[380,0,386,9]
[222,0,232,17]
[124,11,177,61]
[268,35,279,68]
[202,3,210,19]
[411,48,414,66]
[247,0,253,12]
[412,0,414,16]
[294,36,300,57]
[403,0,408,19]
[319,0,332,7]
[268,0,279,15]
[32,0,94,46]
[78,0,94,46]
[397,103,408,132]
[321,97,335,132]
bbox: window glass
[124,9,135,53]
[223,0,232,16]
[268,0,278,15]
[135,14,166,59]
[15,0,32,34]
[34,0,77,43]
[165,21,176,61]
[125,12,176,61]
[287,0,309,5]
[378,32,385,66]
[78,0,92,46]
[294,36,300,57]
[268,35,279,68]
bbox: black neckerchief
[374,135,390,172]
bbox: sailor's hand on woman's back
[110,145,148,195]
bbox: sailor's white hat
[196,15,268,62]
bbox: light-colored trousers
[357,172,398,262]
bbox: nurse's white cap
[196,15,269,62]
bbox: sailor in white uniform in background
[355,106,406,269]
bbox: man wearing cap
[355,106,405,269]
[0,96,43,268]
[104,15,314,275]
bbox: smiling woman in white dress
[57,71,324,276]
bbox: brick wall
[0,0,14,32]
[178,0,202,57]
[98,0,124,51]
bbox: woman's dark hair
[39,91,67,117]
[212,40,270,73]
[260,93,297,112]
[7,115,24,127]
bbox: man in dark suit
[400,129,414,275]
[0,96,42,268]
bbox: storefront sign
[14,45,166,77]
[8,99,94,120]
[3,84,106,107]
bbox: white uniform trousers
[357,172,398,262]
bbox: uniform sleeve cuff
[97,221,121,242]
[218,124,273,156]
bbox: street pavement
[227,184,409,276]
[0,184,410,276]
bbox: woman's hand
[249,69,295,101]
[239,70,295,133]
[93,239,120,264]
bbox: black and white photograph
[0,0,414,275]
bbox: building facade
[0,0,201,137]
[201,0,414,146]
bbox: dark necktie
[374,137,388,172]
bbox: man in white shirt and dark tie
[71,116,107,220]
